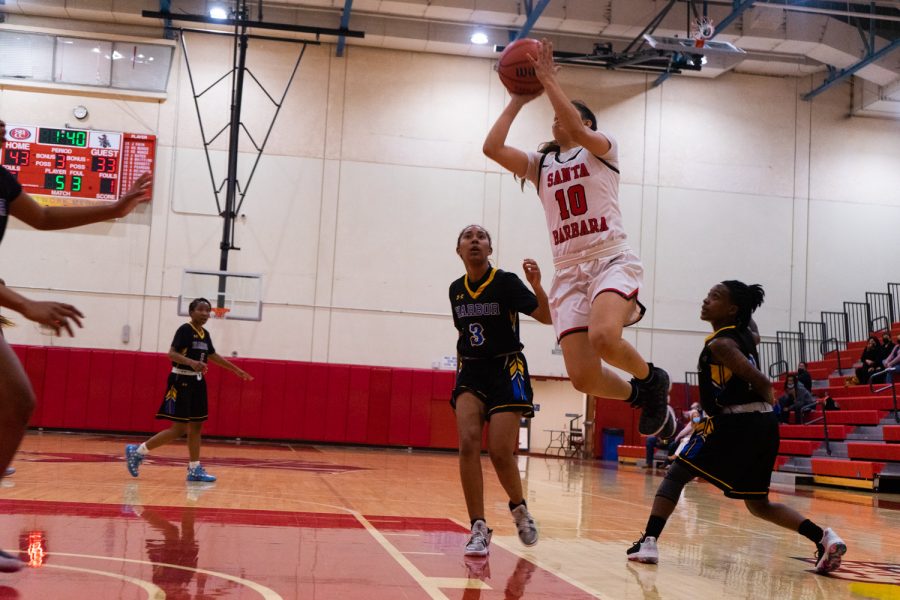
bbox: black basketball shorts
[451,352,534,420]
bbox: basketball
[497,38,543,95]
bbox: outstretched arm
[9,172,152,231]
[0,282,83,336]
[209,353,253,380]
[529,39,612,157]
[483,94,539,178]
[522,258,552,325]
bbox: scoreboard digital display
[1,125,155,207]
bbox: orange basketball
[497,38,543,95]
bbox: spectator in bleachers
[822,393,840,411]
[855,336,884,385]
[644,403,702,468]
[875,335,900,384]
[795,362,813,392]
[776,374,816,424]
[880,332,895,361]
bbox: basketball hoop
[692,16,715,48]
[211,307,230,320]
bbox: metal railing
[759,340,786,381]
[870,368,899,424]
[888,283,900,326]
[821,338,844,373]
[822,311,849,348]
[867,291,894,330]
[844,301,872,342]
[776,331,804,371]
[799,321,825,363]
[683,371,699,407]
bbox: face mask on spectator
[692,416,701,424]
[786,382,795,390]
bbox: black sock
[798,519,824,545]
[637,363,655,383]
[627,381,640,404]
[471,517,486,527]
[509,499,526,511]
[645,515,667,539]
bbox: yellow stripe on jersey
[464,268,497,300]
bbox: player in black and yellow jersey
[627,281,846,574]
[125,298,252,483]
[451,225,551,557]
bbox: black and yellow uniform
[450,268,538,419]
[156,323,215,422]
[675,325,779,498]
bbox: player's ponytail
[722,280,765,329]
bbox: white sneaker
[511,504,538,547]
[465,520,492,556]
[626,534,659,564]
[815,528,847,573]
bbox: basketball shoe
[125,444,144,477]
[510,504,538,546]
[626,533,659,564]
[465,520,492,556]
[815,528,846,573]
[3,467,15,477]
[632,365,676,437]
[187,465,216,483]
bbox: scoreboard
[1,125,155,207]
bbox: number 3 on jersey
[468,323,486,346]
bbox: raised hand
[113,172,153,217]
[522,258,542,288]
[528,38,560,84]
[22,300,84,337]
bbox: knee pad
[656,463,693,503]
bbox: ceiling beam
[142,10,365,39]
[336,0,354,57]
[514,0,553,41]
[802,36,900,100]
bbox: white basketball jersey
[527,137,626,265]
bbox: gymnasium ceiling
[2,1,900,112]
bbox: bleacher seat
[804,409,884,425]
[779,439,821,455]
[811,458,885,480]
[847,442,900,462]
[617,445,644,463]
[883,426,900,442]
[779,424,851,440]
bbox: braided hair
[721,281,765,329]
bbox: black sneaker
[631,365,675,436]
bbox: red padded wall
[9,344,498,450]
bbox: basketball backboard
[177,269,262,321]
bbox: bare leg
[0,337,35,477]
[187,422,203,462]
[487,411,525,504]
[588,293,650,379]
[455,393,486,521]
[145,422,188,451]
[744,498,806,531]
[560,333,632,399]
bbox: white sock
[137,443,149,455]
[188,461,200,470]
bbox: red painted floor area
[0,499,591,599]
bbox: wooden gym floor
[0,431,897,599]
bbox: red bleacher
[617,445,644,460]
[811,458,885,480]
[804,410,884,425]
[779,439,821,455]
[884,426,900,442]
[779,424,851,440]
[847,442,900,462]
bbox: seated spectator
[777,374,816,424]
[855,336,884,385]
[644,403,702,468]
[881,332,895,362]
[822,394,840,411]
[796,362,813,392]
